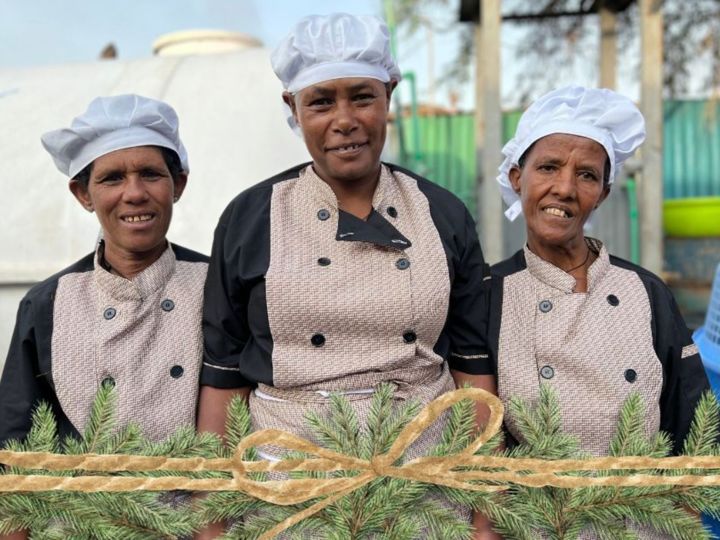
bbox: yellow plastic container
[664,197,720,237]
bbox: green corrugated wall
[398,99,720,214]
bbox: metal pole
[599,7,617,89]
[639,0,664,276]
[477,0,504,263]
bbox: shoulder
[23,252,95,304]
[219,162,310,227]
[607,254,673,298]
[171,244,209,264]
[491,249,527,278]
[387,162,469,215]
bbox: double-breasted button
[170,365,184,379]
[103,307,117,320]
[396,258,410,270]
[540,365,555,379]
[161,299,175,312]
[317,257,331,266]
[101,376,115,388]
[311,333,326,347]
[317,209,331,221]
[607,294,620,306]
[387,206,398,218]
[624,369,637,383]
[403,331,417,344]
[538,300,553,313]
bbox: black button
[311,333,325,347]
[101,376,115,388]
[170,365,184,379]
[161,299,175,312]
[403,331,417,344]
[625,369,637,383]
[607,294,620,306]
[317,209,331,221]
[387,206,398,218]
[540,366,555,379]
[396,258,410,270]
[103,307,117,320]
[539,300,553,313]
[317,257,331,266]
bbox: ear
[508,166,522,195]
[385,80,398,111]
[69,179,94,212]
[595,185,611,209]
[172,173,188,202]
[282,91,299,125]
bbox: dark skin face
[69,146,187,278]
[283,78,396,217]
[509,134,610,269]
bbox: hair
[517,140,611,187]
[72,146,183,187]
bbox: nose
[552,166,576,199]
[333,99,358,134]
[122,175,149,203]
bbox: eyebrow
[536,156,601,175]
[303,82,377,97]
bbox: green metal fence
[398,99,720,214]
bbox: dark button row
[314,257,410,270]
[538,294,621,314]
[539,365,638,383]
[103,299,175,320]
[310,332,417,347]
[100,365,184,387]
[317,207,399,221]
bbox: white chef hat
[271,13,401,133]
[41,94,189,179]
[497,85,646,221]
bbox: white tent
[0,46,309,364]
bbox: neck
[527,235,590,274]
[313,164,380,219]
[101,241,167,279]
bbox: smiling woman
[0,95,209,460]
[196,12,497,540]
[484,86,712,539]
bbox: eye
[97,172,123,184]
[352,93,376,104]
[308,97,333,109]
[537,163,557,173]
[578,171,599,182]
[140,168,166,180]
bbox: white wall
[0,48,309,371]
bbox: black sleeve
[200,216,255,389]
[445,207,493,375]
[652,281,712,455]
[0,298,45,447]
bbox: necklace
[562,247,591,273]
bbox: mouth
[326,142,368,155]
[121,213,155,223]
[542,206,573,219]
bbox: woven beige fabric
[264,164,450,390]
[52,245,207,441]
[497,239,668,539]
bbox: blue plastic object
[696,263,720,537]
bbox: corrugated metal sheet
[664,100,720,199]
[398,99,720,214]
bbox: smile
[122,214,154,223]
[327,142,367,154]
[543,207,572,218]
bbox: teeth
[336,144,361,152]
[544,208,568,218]
[123,215,152,223]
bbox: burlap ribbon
[2,388,720,539]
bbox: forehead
[91,146,165,171]
[298,77,386,96]
[527,133,608,163]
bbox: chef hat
[271,13,401,94]
[497,85,646,221]
[41,94,189,179]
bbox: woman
[197,12,498,539]
[488,86,710,536]
[0,94,208,448]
